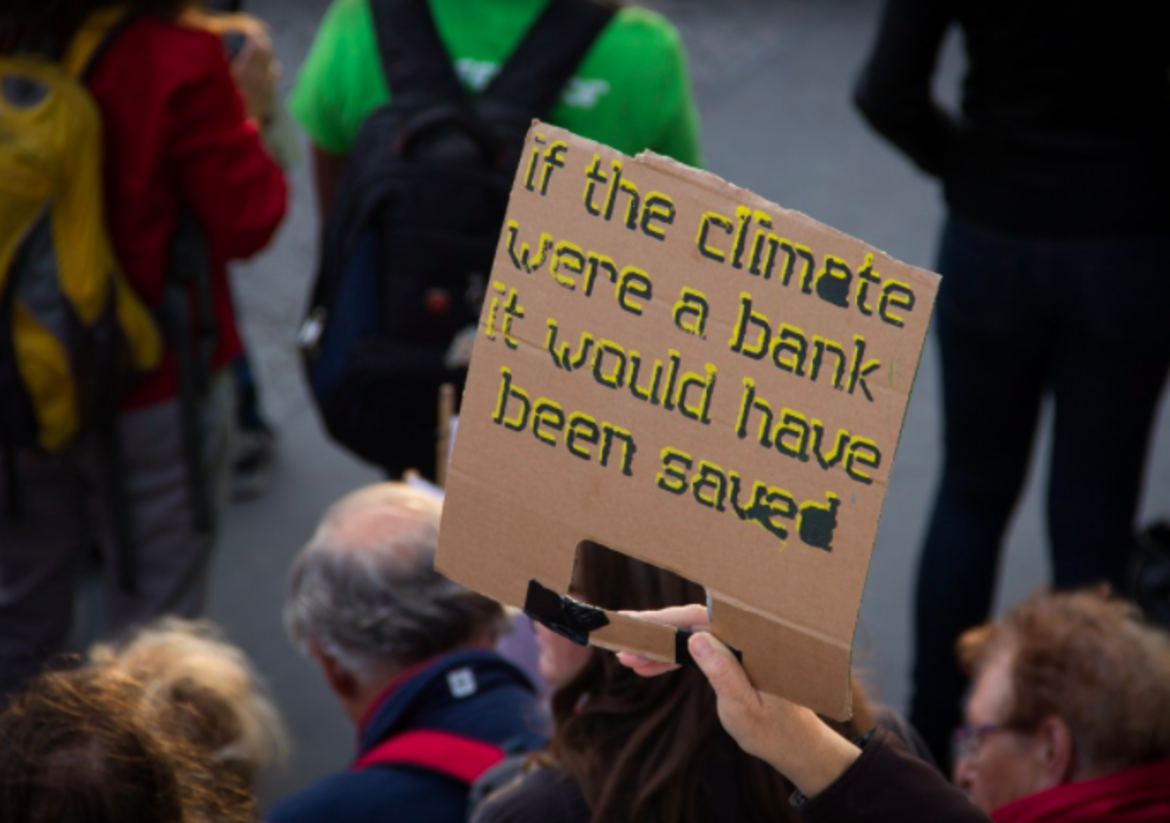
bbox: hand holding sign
[616,604,862,800]
[615,604,708,677]
[437,122,940,719]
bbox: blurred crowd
[1,0,1169,822]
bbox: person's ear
[1034,715,1076,786]
[309,638,360,701]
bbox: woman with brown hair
[88,617,289,795]
[0,667,256,823]
[473,542,875,823]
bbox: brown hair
[548,543,869,823]
[959,589,1170,773]
[0,666,255,823]
[89,617,288,791]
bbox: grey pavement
[208,0,1170,807]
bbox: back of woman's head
[550,543,861,823]
[0,669,184,823]
[89,617,288,789]
[0,666,256,823]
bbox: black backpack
[1130,521,1170,629]
[299,0,615,479]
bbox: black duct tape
[523,579,610,646]
[675,628,744,668]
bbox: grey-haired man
[269,483,546,823]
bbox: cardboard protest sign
[437,122,940,719]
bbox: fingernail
[690,633,711,660]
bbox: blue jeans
[910,215,1170,768]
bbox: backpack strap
[0,284,35,521]
[61,7,214,588]
[482,0,616,118]
[164,212,217,539]
[369,0,467,102]
[354,730,507,785]
[59,6,145,589]
[74,6,216,546]
[62,6,139,81]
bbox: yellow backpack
[0,7,162,459]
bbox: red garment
[351,730,506,782]
[86,13,287,408]
[992,758,1170,823]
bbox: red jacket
[87,13,287,408]
[992,758,1170,823]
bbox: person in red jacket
[0,0,287,698]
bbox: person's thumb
[688,631,757,710]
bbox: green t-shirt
[289,0,702,166]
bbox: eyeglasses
[952,722,1010,762]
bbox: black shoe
[231,425,276,502]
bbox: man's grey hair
[285,483,504,677]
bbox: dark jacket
[267,650,547,823]
[854,0,1170,237]
[799,728,988,823]
[474,720,958,823]
[472,765,591,823]
[472,728,788,823]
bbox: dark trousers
[909,214,1170,769]
[0,374,234,700]
[232,351,266,432]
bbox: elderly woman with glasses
[950,591,1170,821]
